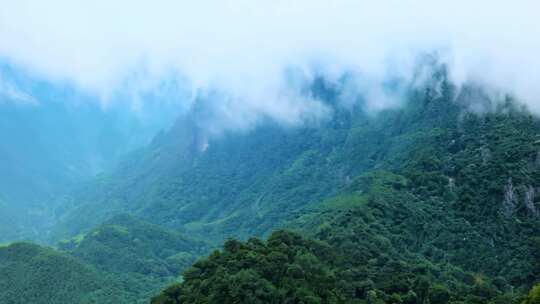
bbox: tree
[523,284,540,304]
[428,284,450,304]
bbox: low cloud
[1,1,539,130]
[0,75,38,105]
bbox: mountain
[152,230,342,304]
[61,214,208,278]
[0,242,127,304]
[0,215,208,304]
[51,71,457,243]
[59,215,209,282]
[151,94,540,302]
[150,105,540,302]
[3,65,540,303]
[0,64,181,242]
[58,214,208,302]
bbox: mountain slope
[0,215,209,304]
[0,63,182,243]
[142,75,540,302]
[57,214,209,302]
[153,156,539,303]
[61,214,207,278]
[0,111,177,242]
[42,68,540,303]
[0,242,126,304]
[53,71,460,243]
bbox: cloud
[0,0,539,129]
[0,74,38,105]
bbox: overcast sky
[1,1,539,129]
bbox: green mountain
[0,242,126,304]
[0,215,208,304]
[152,230,342,304]
[3,66,540,303]
[61,214,207,278]
[149,73,540,302]
[59,214,208,302]
[52,72,456,243]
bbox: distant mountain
[0,64,182,242]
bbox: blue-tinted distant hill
[0,63,183,242]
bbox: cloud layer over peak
[1,1,539,127]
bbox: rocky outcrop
[524,185,539,218]
[501,178,539,219]
[501,177,517,218]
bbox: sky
[1,0,539,131]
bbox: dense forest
[148,71,540,303]
[1,65,540,303]
[1,215,207,303]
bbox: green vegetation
[154,167,537,303]
[60,214,209,302]
[0,242,128,304]
[61,214,207,277]
[152,231,340,304]
[3,68,540,303]
[523,284,540,304]
[152,73,540,303]
[0,215,209,303]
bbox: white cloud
[0,0,539,127]
[0,75,38,105]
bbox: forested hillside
[51,68,459,243]
[0,215,208,303]
[61,214,207,279]
[153,102,540,302]
[4,1,540,303]
[2,66,540,303]
[0,242,128,304]
[148,72,540,303]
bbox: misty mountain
[147,75,540,303]
[3,2,540,304]
[0,65,181,242]
[50,68,452,241]
[31,69,536,303]
[1,64,540,304]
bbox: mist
[1,1,539,131]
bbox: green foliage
[151,230,342,304]
[428,284,451,304]
[62,214,207,276]
[154,92,540,302]
[284,169,523,303]
[58,214,209,302]
[54,80,460,244]
[0,215,210,304]
[0,242,130,304]
[523,284,540,304]
[7,68,540,303]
